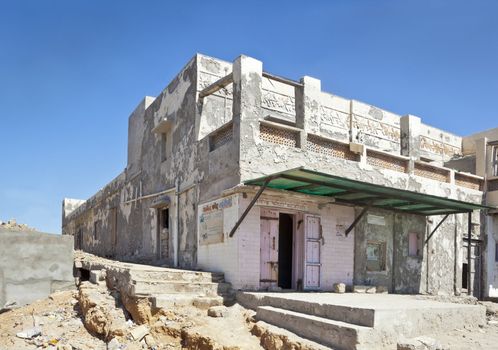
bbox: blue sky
[0,0,497,233]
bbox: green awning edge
[244,167,494,216]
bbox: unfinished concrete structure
[62,54,496,301]
[0,228,74,309]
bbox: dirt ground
[2,287,498,350]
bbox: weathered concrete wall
[63,54,240,269]
[0,229,74,308]
[61,53,490,297]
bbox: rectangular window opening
[366,241,386,272]
[93,221,98,241]
[493,146,498,176]
[408,232,422,257]
[161,208,169,229]
[161,133,168,162]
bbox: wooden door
[304,215,321,289]
[260,209,279,288]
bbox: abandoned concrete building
[62,54,498,300]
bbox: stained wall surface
[62,53,491,297]
[0,229,74,308]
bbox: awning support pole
[228,177,273,238]
[467,211,472,294]
[424,214,450,245]
[345,204,371,237]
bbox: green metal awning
[244,167,492,216]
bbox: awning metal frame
[227,168,492,239]
[228,176,274,238]
[424,214,450,245]
[345,204,372,237]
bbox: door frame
[303,214,322,290]
[259,207,299,289]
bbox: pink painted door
[304,215,321,289]
[260,209,279,288]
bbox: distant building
[62,54,497,299]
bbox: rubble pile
[0,218,37,232]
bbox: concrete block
[353,285,376,294]
[333,283,346,293]
[89,270,106,286]
[207,305,229,317]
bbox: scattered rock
[107,337,121,350]
[353,285,376,293]
[130,324,149,341]
[333,283,346,293]
[120,292,152,325]
[398,336,446,350]
[0,300,18,314]
[376,285,389,294]
[144,334,156,347]
[16,326,42,339]
[208,305,229,318]
[480,301,498,316]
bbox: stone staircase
[75,251,235,310]
[127,269,234,309]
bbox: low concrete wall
[0,229,74,308]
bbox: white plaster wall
[320,204,355,288]
[196,194,241,287]
[204,191,355,291]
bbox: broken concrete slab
[130,324,149,341]
[15,326,42,339]
[207,305,229,318]
[353,285,376,294]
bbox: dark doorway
[157,208,169,260]
[278,213,293,289]
[462,263,468,290]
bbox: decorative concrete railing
[259,120,300,148]
[307,134,360,162]
[209,121,233,152]
[257,119,484,192]
[366,149,408,174]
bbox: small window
[366,241,386,272]
[161,133,168,162]
[408,232,422,257]
[493,146,498,176]
[495,243,498,263]
[93,221,98,241]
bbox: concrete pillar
[475,137,488,177]
[232,55,263,181]
[400,114,422,159]
[296,76,321,134]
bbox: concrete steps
[256,306,390,350]
[129,269,223,283]
[238,292,375,327]
[130,278,231,297]
[152,294,224,309]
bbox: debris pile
[0,218,37,232]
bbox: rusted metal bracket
[424,214,450,245]
[345,204,372,237]
[228,176,274,238]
